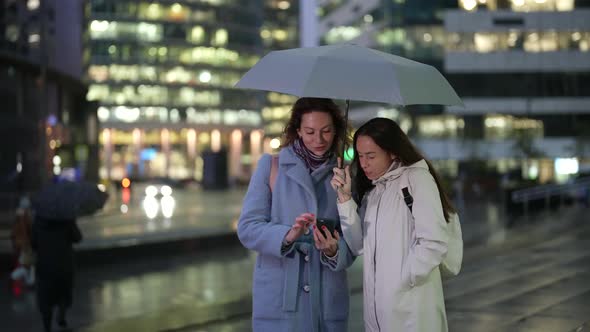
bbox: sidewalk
[2,189,588,332]
[78,205,589,332]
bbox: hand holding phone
[316,218,336,238]
[313,218,339,257]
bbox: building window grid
[447,30,590,53]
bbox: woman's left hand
[313,224,339,257]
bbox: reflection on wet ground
[3,185,589,332]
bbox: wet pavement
[1,186,589,332]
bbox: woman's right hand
[331,158,352,203]
[284,213,315,244]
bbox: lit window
[87,85,109,101]
[474,33,497,53]
[212,29,228,46]
[325,26,361,44]
[97,107,110,122]
[169,3,188,21]
[273,29,288,41]
[27,0,40,10]
[460,0,478,11]
[555,0,574,11]
[137,23,162,42]
[6,25,19,42]
[260,29,271,39]
[199,71,212,83]
[146,3,162,19]
[28,33,40,44]
[190,26,205,43]
[88,65,109,82]
[278,1,290,10]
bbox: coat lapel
[280,147,318,209]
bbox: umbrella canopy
[32,181,109,220]
[235,44,463,107]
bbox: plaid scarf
[292,137,332,172]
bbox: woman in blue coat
[238,97,355,332]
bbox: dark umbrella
[32,181,109,219]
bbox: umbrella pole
[341,99,350,167]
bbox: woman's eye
[305,131,314,135]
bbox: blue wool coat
[238,146,355,332]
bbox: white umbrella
[235,44,463,155]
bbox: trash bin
[201,150,228,190]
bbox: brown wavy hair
[352,117,456,223]
[281,98,349,155]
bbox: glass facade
[86,0,298,182]
[318,0,590,182]
[442,1,590,182]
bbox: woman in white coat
[332,118,457,332]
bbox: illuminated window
[137,23,162,42]
[169,3,189,21]
[484,115,543,139]
[212,29,228,46]
[417,116,464,138]
[458,0,575,11]
[5,25,19,42]
[474,33,498,53]
[278,1,290,10]
[143,3,163,20]
[325,26,361,44]
[189,26,205,43]
[88,65,109,82]
[27,0,40,10]
[87,84,109,101]
[273,29,288,41]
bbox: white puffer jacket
[338,160,450,332]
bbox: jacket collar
[372,159,429,185]
[278,146,336,206]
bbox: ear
[297,128,302,138]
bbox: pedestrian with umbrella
[31,180,108,332]
[331,118,463,332]
[235,44,464,331]
[237,97,355,331]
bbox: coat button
[303,285,310,292]
[304,255,310,262]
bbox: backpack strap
[269,155,279,192]
[402,187,413,213]
[400,169,414,213]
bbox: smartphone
[316,218,337,238]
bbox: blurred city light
[270,138,281,149]
[161,196,175,218]
[145,185,158,197]
[160,185,173,196]
[121,177,131,188]
[555,158,579,175]
[122,188,131,204]
[120,204,129,214]
[143,196,159,219]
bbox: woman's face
[356,135,395,180]
[297,111,335,156]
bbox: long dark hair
[352,118,456,223]
[281,97,349,155]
